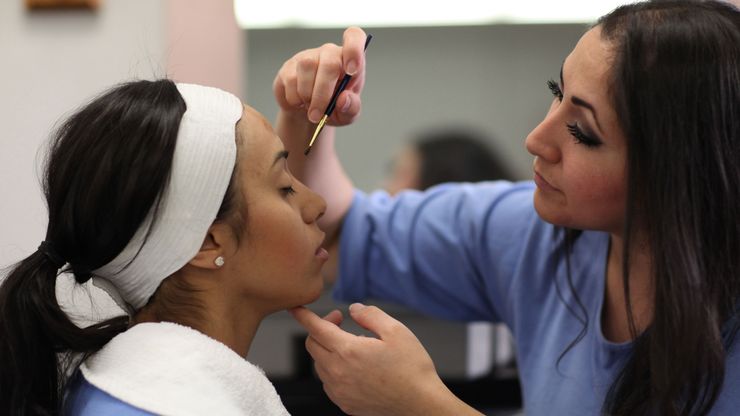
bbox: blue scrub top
[334,181,740,414]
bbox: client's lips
[315,247,329,260]
[315,232,328,260]
[534,171,560,192]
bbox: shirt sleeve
[334,180,546,324]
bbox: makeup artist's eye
[280,186,297,196]
[547,79,563,101]
[566,123,602,148]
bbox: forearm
[400,380,484,416]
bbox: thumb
[348,303,406,340]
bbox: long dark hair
[0,79,187,415]
[596,1,740,414]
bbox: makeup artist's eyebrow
[272,150,289,168]
[560,63,604,133]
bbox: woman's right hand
[290,304,483,416]
[273,26,368,128]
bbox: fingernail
[340,95,351,113]
[346,60,358,76]
[349,303,366,312]
[309,109,322,123]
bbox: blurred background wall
[1,0,166,267]
[245,25,586,190]
[0,0,242,268]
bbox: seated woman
[0,80,329,415]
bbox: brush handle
[323,34,373,117]
[305,34,373,156]
[325,75,352,116]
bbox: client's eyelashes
[281,186,297,196]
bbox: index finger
[289,306,353,350]
[342,26,367,76]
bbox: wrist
[407,378,482,416]
[276,110,312,147]
[278,108,307,124]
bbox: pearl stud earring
[214,256,225,267]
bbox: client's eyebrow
[272,150,289,168]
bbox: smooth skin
[275,26,653,415]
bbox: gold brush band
[304,114,329,155]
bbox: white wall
[0,0,166,268]
[0,0,244,270]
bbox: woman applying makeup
[275,1,740,414]
[0,80,328,415]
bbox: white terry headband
[92,83,243,310]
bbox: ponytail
[0,251,128,415]
[0,78,186,415]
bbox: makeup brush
[304,34,373,156]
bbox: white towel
[81,322,289,416]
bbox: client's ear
[188,223,235,270]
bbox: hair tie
[72,267,93,284]
[38,241,66,270]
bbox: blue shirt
[334,181,740,414]
[65,373,154,415]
